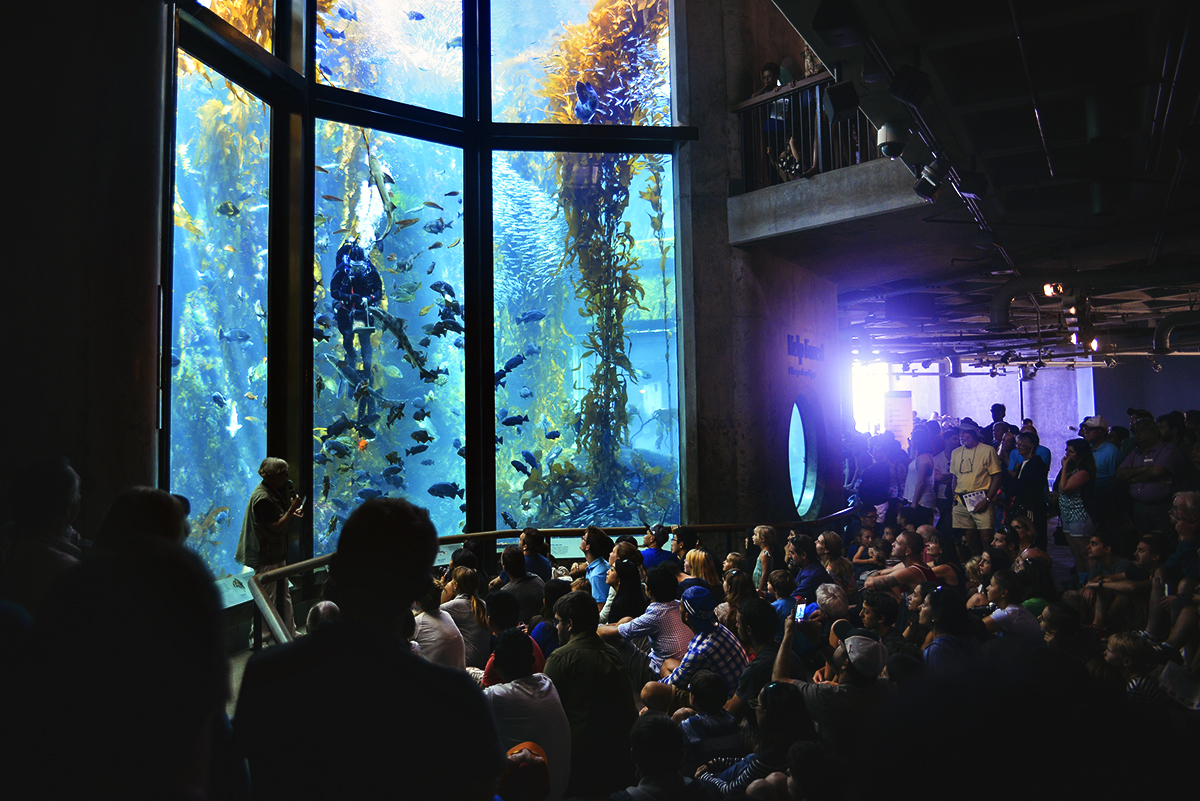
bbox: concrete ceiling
[770,0,1200,365]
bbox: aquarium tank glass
[197,0,273,52]
[311,122,466,556]
[170,51,272,580]
[317,0,463,117]
[493,150,679,529]
[491,0,671,125]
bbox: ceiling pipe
[987,264,1199,331]
[1152,311,1200,353]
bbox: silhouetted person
[233,498,504,800]
[0,456,87,616]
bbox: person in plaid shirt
[640,585,748,713]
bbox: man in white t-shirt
[483,628,573,801]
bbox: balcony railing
[734,71,881,194]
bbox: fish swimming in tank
[405,444,429,457]
[314,452,331,466]
[524,344,541,357]
[574,81,601,123]
[428,482,464,499]
[430,281,455,298]
[325,28,345,40]
[324,413,353,441]
[421,459,434,466]
[521,450,539,470]
[324,440,351,458]
[216,201,240,217]
[494,371,507,390]
[218,327,252,344]
[545,430,561,440]
[545,446,563,464]
[211,392,228,408]
[407,10,425,21]
[338,8,358,21]
[501,414,530,427]
[357,488,383,502]
[503,354,526,372]
[516,309,546,324]
[501,512,519,529]
[445,36,462,49]
[423,218,451,235]
[519,387,533,399]
[510,460,530,477]
[314,326,331,343]
[411,430,434,444]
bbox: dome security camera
[877,121,909,159]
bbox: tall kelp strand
[170,53,271,579]
[200,0,273,51]
[491,0,679,529]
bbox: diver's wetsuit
[330,243,382,416]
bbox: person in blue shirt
[576,525,613,607]
[1081,416,1121,493]
[641,524,677,570]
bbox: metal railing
[247,509,857,647]
[734,71,881,194]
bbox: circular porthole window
[788,400,818,517]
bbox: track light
[1149,355,1163,373]
[1043,283,1063,297]
[1104,356,1117,368]
[914,160,948,202]
[1020,364,1037,381]
[989,366,998,378]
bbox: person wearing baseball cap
[1080,415,1121,493]
[771,612,892,759]
[640,585,748,714]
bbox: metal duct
[987,264,1199,331]
[1152,311,1200,353]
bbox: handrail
[730,70,832,113]
[245,508,857,648]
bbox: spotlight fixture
[1104,356,1117,368]
[989,365,998,378]
[914,160,948,202]
[1035,357,1047,369]
[1020,364,1037,381]
[1088,337,1100,352]
[1149,355,1163,373]
[1043,283,1063,297]
[877,121,909,159]
[921,359,933,369]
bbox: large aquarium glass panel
[170,52,271,580]
[317,0,463,117]
[312,122,466,555]
[491,0,671,125]
[198,0,273,52]
[493,150,679,529]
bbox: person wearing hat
[949,421,1004,556]
[771,614,891,760]
[1080,415,1121,494]
[641,585,748,714]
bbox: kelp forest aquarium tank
[167,0,682,590]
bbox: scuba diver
[330,240,382,416]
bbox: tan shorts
[952,497,995,530]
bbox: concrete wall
[6,4,167,533]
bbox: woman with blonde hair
[440,566,491,668]
[685,549,725,602]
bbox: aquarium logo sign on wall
[787,335,824,378]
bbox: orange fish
[357,438,369,452]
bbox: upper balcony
[728,71,933,250]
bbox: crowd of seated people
[2,423,1198,800]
